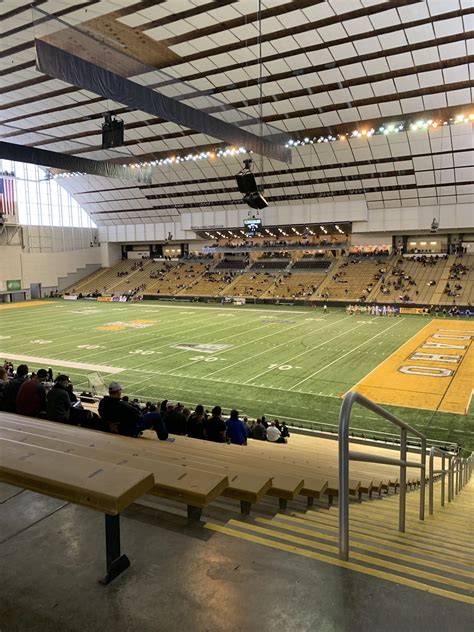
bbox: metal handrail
[428,446,457,514]
[338,391,426,561]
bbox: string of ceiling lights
[52,111,474,179]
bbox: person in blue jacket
[225,409,248,446]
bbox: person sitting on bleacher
[16,368,48,418]
[141,404,174,442]
[98,382,143,437]
[205,406,226,443]
[3,364,29,413]
[225,410,247,446]
[266,421,287,444]
[251,418,266,441]
[47,374,73,424]
[0,367,8,411]
[162,401,187,436]
[186,404,207,439]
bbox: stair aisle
[205,479,474,604]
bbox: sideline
[0,352,124,374]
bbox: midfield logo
[173,343,233,354]
[96,320,155,331]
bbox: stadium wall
[97,202,473,244]
[0,244,102,291]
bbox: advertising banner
[399,307,426,315]
[63,294,78,300]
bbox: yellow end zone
[353,320,474,415]
[0,301,50,310]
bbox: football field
[1,300,473,451]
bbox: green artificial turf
[1,300,473,451]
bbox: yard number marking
[129,349,157,356]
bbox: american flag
[0,173,16,216]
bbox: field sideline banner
[400,307,425,315]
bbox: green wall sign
[6,280,22,291]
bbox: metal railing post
[399,428,407,532]
[455,458,460,494]
[338,395,351,561]
[337,392,439,561]
[428,448,434,515]
[451,456,456,501]
[441,455,445,507]
[419,438,426,520]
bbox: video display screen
[243,217,262,237]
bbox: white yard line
[0,311,201,359]
[49,309,256,364]
[203,314,353,378]
[131,303,308,314]
[242,321,368,385]
[0,352,124,374]
[127,368,317,396]
[348,318,432,393]
[116,311,283,373]
[288,318,406,390]
[164,310,317,375]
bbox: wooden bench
[0,426,229,520]
[0,437,154,584]
[0,416,271,515]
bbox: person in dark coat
[98,381,142,437]
[16,368,48,418]
[162,402,187,435]
[205,406,226,443]
[3,364,29,413]
[186,404,207,439]
[252,419,267,441]
[46,374,73,423]
[142,404,173,441]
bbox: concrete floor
[1,484,472,632]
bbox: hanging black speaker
[243,191,268,210]
[236,170,258,194]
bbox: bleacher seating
[65,259,138,295]
[316,259,386,301]
[148,262,208,294]
[250,260,290,270]
[374,256,448,304]
[63,252,471,306]
[214,259,248,270]
[440,254,473,305]
[179,271,237,296]
[263,272,326,300]
[221,272,279,297]
[292,260,332,271]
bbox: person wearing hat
[16,368,48,418]
[98,381,143,437]
[46,374,73,424]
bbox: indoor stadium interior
[0,1,473,631]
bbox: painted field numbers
[190,355,219,362]
[129,349,156,355]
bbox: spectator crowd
[0,363,290,446]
